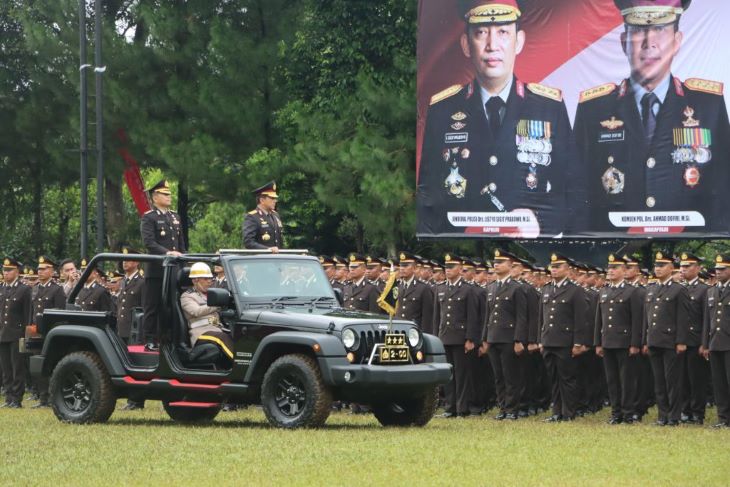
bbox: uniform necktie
[641,92,659,145]
[486,96,505,137]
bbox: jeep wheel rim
[274,375,306,417]
[61,371,92,412]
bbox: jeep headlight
[342,328,357,349]
[408,328,420,347]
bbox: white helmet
[189,262,213,279]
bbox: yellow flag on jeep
[377,268,399,317]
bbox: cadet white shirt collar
[553,277,568,287]
[610,280,625,288]
[631,74,670,121]
[5,278,19,287]
[659,277,673,286]
[496,275,510,285]
[125,270,139,280]
[480,77,513,121]
[448,277,462,286]
[353,276,366,287]
[687,277,699,286]
[402,276,415,288]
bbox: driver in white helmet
[180,262,227,346]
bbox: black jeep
[28,251,451,428]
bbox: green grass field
[2,399,728,486]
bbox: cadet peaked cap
[252,181,278,198]
[607,254,626,266]
[398,251,417,264]
[3,257,22,270]
[318,255,335,267]
[493,248,519,261]
[37,255,58,269]
[715,254,730,269]
[679,252,702,265]
[549,253,572,265]
[348,253,366,265]
[443,254,463,265]
[654,250,674,264]
[147,179,172,195]
[622,254,640,266]
[459,0,521,24]
[614,0,690,26]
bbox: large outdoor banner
[416,0,730,239]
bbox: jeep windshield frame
[223,256,336,307]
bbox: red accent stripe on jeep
[168,379,225,390]
[167,401,220,408]
[123,376,152,385]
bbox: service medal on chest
[444,163,467,199]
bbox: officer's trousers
[603,348,638,418]
[488,342,524,414]
[710,350,730,424]
[0,341,25,404]
[649,347,682,422]
[542,346,578,418]
[444,345,473,415]
[142,277,162,342]
[681,346,708,420]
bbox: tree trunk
[55,197,69,260]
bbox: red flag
[117,129,151,216]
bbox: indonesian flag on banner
[117,129,151,216]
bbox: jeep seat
[174,266,222,370]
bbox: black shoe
[680,414,691,423]
[517,409,529,418]
[561,415,575,422]
[440,412,457,418]
[575,408,587,417]
[665,420,679,426]
[544,414,562,423]
[625,414,641,424]
[711,422,729,429]
[222,403,238,412]
[120,402,144,411]
[527,407,537,416]
[31,402,49,409]
[692,416,704,425]
[607,416,623,425]
[144,342,159,352]
[504,413,519,420]
[655,419,667,426]
[494,412,506,420]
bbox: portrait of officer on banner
[416,0,576,239]
[574,0,730,236]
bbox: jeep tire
[372,387,439,427]
[49,351,116,424]
[163,402,221,423]
[261,354,332,429]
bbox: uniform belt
[189,316,220,329]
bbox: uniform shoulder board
[579,83,616,103]
[247,209,257,215]
[429,84,463,105]
[143,210,153,215]
[526,83,563,102]
[684,78,724,95]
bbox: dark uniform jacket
[574,76,730,235]
[116,272,144,339]
[432,279,481,346]
[594,282,643,349]
[684,278,709,347]
[211,277,228,290]
[483,277,528,344]
[242,207,283,249]
[31,281,66,325]
[417,77,576,237]
[0,280,32,342]
[539,279,590,347]
[525,282,541,344]
[76,282,114,313]
[473,283,487,339]
[141,207,186,278]
[343,279,380,314]
[703,284,730,352]
[642,280,690,349]
[395,278,434,335]
[584,287,600,347]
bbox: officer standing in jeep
[140,179,186,350]
[242,181,283,252]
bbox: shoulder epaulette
[430,84,463,105]
[579,83,616,103]
[684,78,724,95]
[247,210,257,215]
[143,210,153,215]
[527,82,562,102]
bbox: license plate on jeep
[380,334,409,363]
